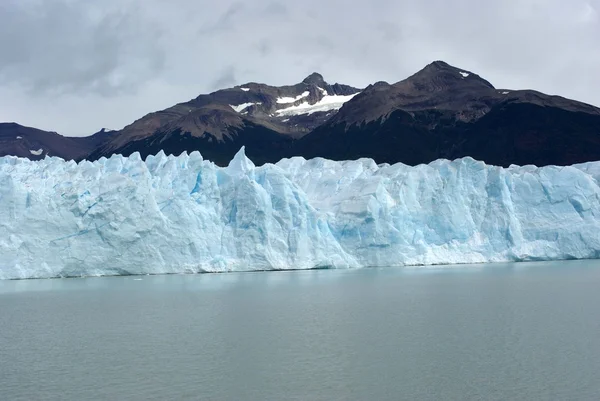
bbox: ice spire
[227,146,255,175]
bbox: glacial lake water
[1,261,600,401]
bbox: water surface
[1,261,600,400]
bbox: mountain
[295,61,600,166]
[2,61,600,167]
[0,123,117,161]
[86,73,360,165]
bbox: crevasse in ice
[1,147,599,279]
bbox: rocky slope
[0,123,116,161]
[2,61,600,167]
[294,61,600,166]
[86,73,360,164]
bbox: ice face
[1,149,600,279]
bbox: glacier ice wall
[1,148,600,279]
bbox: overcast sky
[0,0,598,136]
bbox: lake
[1,261,600,400]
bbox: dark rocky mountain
[294,61,600,166]
[2,61,600,167]
[0,123,117,161]
[87,73,360,163]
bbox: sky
[0,0,598,136]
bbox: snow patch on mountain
[230,102,261,113]
[275,93,359,117]
[29,149,43,156]
[276,91,310,104]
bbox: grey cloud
[0,0,165,96]
[210,66,237,91]
[256,39,273,57]
[198,2,246,35]
[0,0,599,136]
[263,2,288,16]
[376,22,403,43]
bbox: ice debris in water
[1,148,600,279]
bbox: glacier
[1,147,600,279]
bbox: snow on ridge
[276,93,359,117]
[2,148,600,279]
[29,149,43,156]
[318,87,328,96]
[230,102,261,113]
[501,91,510,95]
[240,87,250,92]
[459,71,470,78]
[276,91,310,104]
[16,136,22,139]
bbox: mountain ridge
[2,61,600,167]
[85,72,361,162]
[0,123,117,160]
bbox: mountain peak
[302,72,325,85]
[422,60,469,73]
[427,60,452,69]
[404,60,495,90]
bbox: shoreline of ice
[4,258,599,282]
[2,147,600,280]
